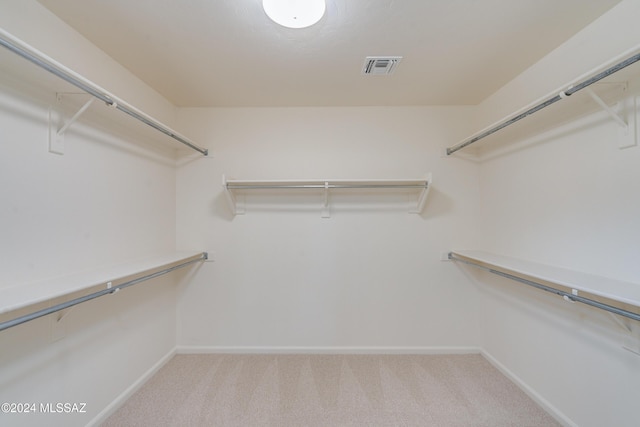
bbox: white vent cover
[362,56,402,75]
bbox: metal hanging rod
[226,183,428,190]
[446,51,640,156]
[0,252,207,332]
[0,28,208,156]
[448,252,640,322]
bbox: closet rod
[0,252,207,333]
[226,184,428,190]
[448,253,640,322]
[446,51,640,156]
[0,28,208,156]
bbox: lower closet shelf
[449,250,640,321]
[0,251,207,331]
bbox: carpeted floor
[102,353,560,426]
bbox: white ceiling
[37,0,621,107]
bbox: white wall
[3,1,639,426]
[0,2,183,426]
[175,106,482,351]
[476,112,640,427]
[470,1,640,426]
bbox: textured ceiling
[37,0,621,107]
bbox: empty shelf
[449,250,640,321]
[0,251,206,318]
[223,174,432,218]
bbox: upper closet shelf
[447,45,640,157]
[223,174,432,218]
[0,27,207,156]
[449,250,640,322]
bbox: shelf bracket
[49,94,95,155]
[617,95,638,150]
[321,181,330,218]
[223,174,244,215]
[585,88,637,149]
[609,311,632,332]
[58,97,95,136]
[585,87,627,129]
[608,312,640,356]
[50,308,71,342]
[410,173,432,214]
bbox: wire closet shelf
[0,27,208,156]
[446,47,640,156]
[448,251,640,322]
[0,252,208,332]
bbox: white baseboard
[480,350,577,427]
[87,347,177,427]
[176,345,481,355]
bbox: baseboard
[176,345,481,354]
[86,347,177,427]
[480,350,577,427]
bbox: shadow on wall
[458,264,634,362]
[212,191,236,222]
[0,271,185,396]
[476,114,615,163]
[419,187,453,220]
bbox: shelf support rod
[584,88,628,129]
[223,175,243,215]
[608,311,632,332]
[410,173,432,214]
[57,97,95,136]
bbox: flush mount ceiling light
[263,0,326,29]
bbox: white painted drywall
[2,1,639,426]
[470,1,640,426]
[0,2,182,426]
[476,114,640,427]
[175,106,482,350]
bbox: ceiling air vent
[362,56,402,75]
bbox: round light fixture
[262,0,326,29]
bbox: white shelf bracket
[609,311,632,332]
[223,174,244,215]
[49,94,95,155]
[410,173,432,214]
[585,87,637,149]
[58,97,95,136]
[50,309,70,342]
[618,95,638,149]
[321,181,331,218]
[608,312,640,356]
[585,87,627,129]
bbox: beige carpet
[102,354,560,426]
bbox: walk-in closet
[1,1,639,426]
